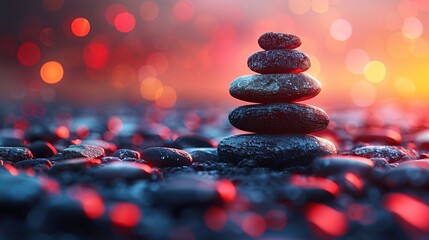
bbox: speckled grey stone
[217,134,336,169]
[247,50,310,74]
[258,32,302,50]
[229,103,329,134]
[59,144,105,160]
[0,147,33,163]
[229,73,321,103]
[351,146,418,163]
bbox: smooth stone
[353,128,402,146]
[382,166,429,188]
[142,147,193,168]
[183,148,218,163]
[247,50,310,74]
[229,73,321,103]
[81,139,117,155]
[92,162,154,183]
[312,155,374,176]
[229,103,329,134]
[28,141,57,158]
[112,149,140,159]
[59,144,105,160]
[0,147,33,163]
[15,159,52,169]
[49,158,101,173]
[281,175,339,204]
[258,32,302,50]
[0,174,44,212]
[171,135,215,149]
[351,146,418,163]
[217,134,336,168]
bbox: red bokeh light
[114,12,136,33]
[265,210,288,231]
[217,179,236,202]
[204,207,228,231]
[105,4,127,26]
[110,202,141,228]
[55,125,70,139]
[173,0,195,22]
[39,28,56,46]
[17,42,41,66]
[139,0,159,21]
[345,172,363,191]
[241,213,266,237]
[72,188,105,219]
[83,42,109,69]
[306,203,348,238]
[71,17,91,37]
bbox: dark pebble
[112,149,140,159]
[28,141,57,158]
[370,158,392,170]
[229,103,329,134]
[351,146,418,163]
[58,144,105,160]
[258,32,302,50]
[247,49,310,74]
[353,128,402,145]
[15,158,52,169]
[218,134,336,168]
[229,73,321,103]
[0,174,44,212]
[171,135,215,149]
[100,156,122,164]
[49,158,101,173]
[312,155,374,176]
[142,147,193,168]
[92,162,154,183]
[382,166,429,188]
[0,147,33,163]
[183,148,218,163]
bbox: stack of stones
[218,32,337,169]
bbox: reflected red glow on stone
[55,126,70,139]
[241,213,266,237]
[71,17,91,37]
[17,42,41,66]
[114,12,136,33]
[108,116,123,134]
[4,163,18,176]
[346,204,376,225]
[217,179,236,202]
[384,193,429,232]
[76,126,90,139]
[173,0,195,22]
[265,209,287,231]
[290,175,340,196]
[306,203,348,237]
[72,188,105,219]
[39,177,60,194]
[105,4,127,26]
[204,207,227,231]
[83,42,109,69]
[345,172,363,191]
[110,202,141,228]
[146,53,168,75]
[134,163,153,174]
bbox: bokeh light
[394,76,416,96]
[155,86,177,109]
[330,19,352,41]
[17,42,41,66]
[42,0,64,12]
[173,0,195,22]
[402,17,423,39]
[288,0,311,15]
[345,49,370,74]
[139,0,159,21]
[140,77,163,101]
[114,12,136,33]
[40,61,64,84]
[71,17,91,37]
[364,60,386,83]
[83,42,109,69]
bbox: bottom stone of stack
[217,134,336,169]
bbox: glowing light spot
[345,49,370,74]
[139,0,159,21]
[394,76,416,96]
[110,202,141,228]
[111,64,137,87]
[387,32,413,59]
[4,163,18,176]
[311,0,329,13]
[402,17,423,39]
[155,86,177,109]
[72,188,105,219]
[71,18,90,37]
[364,60,386,83]
[290,175,340,196]
[345,172,363,191]
[105,4,127,26]
[83,42,109,69]
[306,54,321,77]
[55,126,70,139]
[108,116,123,134]
[40,61,64,84]
[217,179,236,202]
[42,0,64,12]
[265,210,288,231]
[307,204,348,237]
[134,163,153,174]
[350,81,376,107]
[39,177,60,194]
[114,12,136,33]
[140,77,163,100]
[330,19,352,41]
[242,213,266,237]
[17,42,41,66]
[173,0,195,22]
[384,193,429,232]
[288,0,311,15]
[204,207,227,231]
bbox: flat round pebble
[142,147,193,168]
[312,155,374,176]
[92,162,154,183]
[281,175,339,203]
[258,32,302,50]
[58,144,105,160]
[112,149,140,159]
[351,146,418,163]
[217,134,336,168]
[247,50,310,74]
[229,73,321,103]
[229,103,329,134]
[0,147,33,163]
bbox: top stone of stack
[258,32,302,50]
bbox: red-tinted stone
[247,50,311,74]
[258,32,302,50]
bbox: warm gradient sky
[1,0,429,107]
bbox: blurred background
[1,0,429,109]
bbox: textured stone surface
[217,134,336,168]
[351,146,418,163]
[258,32,302,50]
[0,147,33,163]
[60,144,105,160]
[142,147,193,168]
[312,155,374,176]
[247,50,310,74]
[229,73,321,103]
[229,103,329,134]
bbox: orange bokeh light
[17,42,41,66]
[71,17,91,37]
[40,61,64,84]
[110,202,141,228]
[114,12,136,33]
[155,86,177,109]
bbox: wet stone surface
[142,147,193,168]
[248,50,311,74]
[258,32,302,50]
